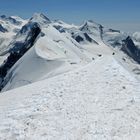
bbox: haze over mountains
[0,13,140,139]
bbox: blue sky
[0,0,140,32]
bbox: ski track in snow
[0,56,140,140]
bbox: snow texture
[0,55,140,139]
[0,13,140,140]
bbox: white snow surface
[0,14,140,139]
[1,14,140,92]
[2,24,90,91]
[0,55,140,139]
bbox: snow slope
[1,13,140,92]
[0,55,140,139]
[0,13,140,140]
[2,23,90,91]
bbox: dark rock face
[0,22,41,90]
[99,25,103,40]
[75,35,84,43]
[0,15,6,19]
[84,33,98,44]
[0,24,8,33]
[84,33,93,42]
[121,36,140,64]
[71,32,98,44]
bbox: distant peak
[32,13,47,18]
[86,20,97,24]
[0,15,23,25]
[0,15,6,19]
[79,20,103,32]
[54,19,65,24]
[81,20,103,28]
[0,15,24,21]
[30,13,51,24]
[10,16,24,21]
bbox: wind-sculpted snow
[1,23,91,91]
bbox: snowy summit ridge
[29,13,51,25]
[0,12,139,91]
[0,13,140,139]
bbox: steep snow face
[2,14,116,92]
[0,22,41,87]
[0,14,51,91]
[1,21,91,91]
[0,55,140,139]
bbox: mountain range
[0,13,140,139]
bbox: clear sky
[0,0,140,32]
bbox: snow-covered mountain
[0,52,140,139]
[0,13,139,92]
[0,15,26,53]
[0,13,140,139]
